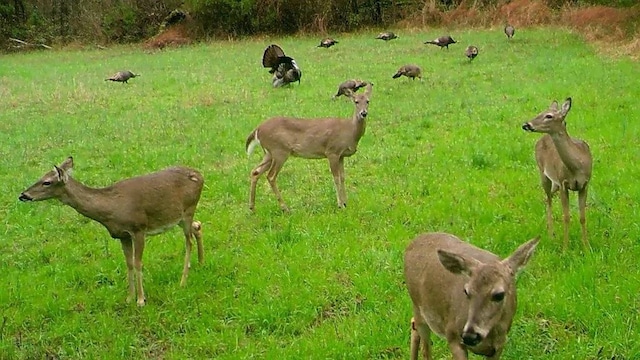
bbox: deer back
[19,157,204,238]
[254,83,371,159]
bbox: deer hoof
[137,298,146,307]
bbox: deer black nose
[461,331,482,346]
[522,123,534,132]
[360,110,368,118]
[18,193,32,202]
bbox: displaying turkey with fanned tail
[262,44,302,88]
[105,70,138,84]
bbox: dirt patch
[400,0,639,60]
[562,5,638,42]
[497,0,554,26]
[143,23,192,50]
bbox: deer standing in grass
[246,82,373,212]
[404,233,539,360]
[522,98,592,250]
[19,157,204,306]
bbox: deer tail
[246,129,260,156]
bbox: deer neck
[58,177,117,224]
[549,129,584,172]
[351,112,367,142]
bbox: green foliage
[102,4,142,42]
[0,29,639,359]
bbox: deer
[522,97,592,250]
[18,157,204,306]
[246,82,373,212]
[404,232,539,360]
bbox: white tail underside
[247,130,260,156]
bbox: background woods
[1,0,639,49]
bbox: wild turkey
[505,24,515,40]
[262,44,302,88]
[465,45,479,61]
[318,38,338,48]
[105,70,138,84]
[392,64,422,80]
[376,32,398,41]
[424,35,456,49]
[333,79,368,99]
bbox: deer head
[522,97,572,134]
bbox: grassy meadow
[1,27,639,359]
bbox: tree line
[0,0,636,48]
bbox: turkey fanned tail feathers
[262,44,301,87]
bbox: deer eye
[491,292,505,302]
[463,287,470,298]
[42,181,52,186]
[544,114,553,119]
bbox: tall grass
[0,28,639,359]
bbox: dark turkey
[105,70,138,83]
[465,45,479,61]
[376,32,398,41]
[333,79,368,99]
[424,35,457,49]
[262,44,302,87]
[318,38,338,48]
[392,64,422,80]
[505,25,515,40]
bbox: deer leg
[120,238,136,304]
[541,175,554,239]
[578,186,590,250]
[266,153,289,212]
[558,188,571,251]
[180,220,194,287]
[192,221,204,264]
[410,316,431,360]
[446,340,469,360]
[249,153,273,211]
[132,233,146,306]
[328,155,346,208]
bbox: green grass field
[1,27,639,359]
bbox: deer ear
[503,236,540,275]
[438,249,480,277]
[560,97,572,116]
[549,101,559,111]
[53,165,69,183]
[364,82,373,97]
[60,157,74,171]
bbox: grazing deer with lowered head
[246,82,373,212]
[18,157,204,306]
[522,98,592,250]
[405,232,539,360]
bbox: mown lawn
[0,27,639,359]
